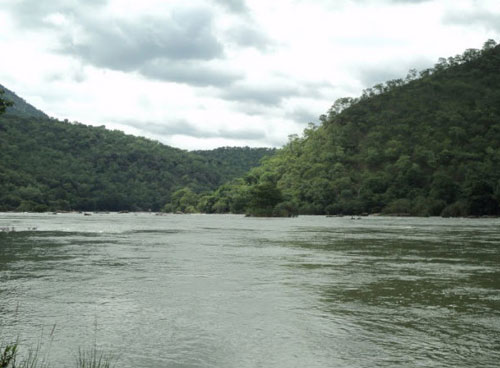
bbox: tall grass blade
[76,347,115,368]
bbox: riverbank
[1,210,499,219]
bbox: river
[1,213,499,367]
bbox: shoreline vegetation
[161,41,500,218]
[1,41,500,218]
[0,342,114,368]
[0,210,499,220]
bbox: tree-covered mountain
[193,146,276,182]
[0,84,48,119]
[0,90,274,212]
[0,88,12,115]
[172,40,500,217]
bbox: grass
[1,342,17,368]
[1,342,114,368]
[76,348,114,368]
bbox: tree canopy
[0,88,13,115]
[169,40,500,217]
[0,92,274,212]
[2,40,499,216]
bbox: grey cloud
[217,128,266,140]
[122,120,265,141]
[7,2,232,87]
[325,0,432,5]
[285,108,319,124]
[357,58,432,87]
[212,0,248,14]
[220,79,333,106]
[135,120,211,138]
[220,85,297,105]
[140,60,242,87]
[10,0,107,28]
[444,10,500,32]
[45,69,86,84]
[10,1,223,64]
[388,0,432,3]
[219,82,316,106]
[60,9,224,70]
[352,0,432,3]
[227,24,274,51]
[358,68,405,88]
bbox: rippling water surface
[1,213,499,367]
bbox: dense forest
[0,89,274,212]
[166,40,500,217]
[193,146,276,181]
[0,84,47,119]
[2,41,500,216]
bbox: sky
[0,0,499,150]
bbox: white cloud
[0,0,499,150]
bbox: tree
[0,88,13,114]
[197,40,500,217]
[483,39,497,51]
[246,182,283,217]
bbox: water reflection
[277,223,500,367]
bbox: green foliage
[382,199,412,215]
[246,181,283,217]
[441,201,468,217]
[0,341,113,368]
[0,341,48,368]
[1,342,17,368]
[0,85,45,119]
[0,110,273,212]
[272,201,299,217]
[0,89,13,116]
[164,187,200,213]
[76,348,115,368]
[193,146,276,184]
[196,40,500,217]
[3,41,500,217]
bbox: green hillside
[0,89,274,212]
[0,84,47,119]
[3,40,499,216]
[182,40,500,217]
[193,146,276,181]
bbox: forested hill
[0,84,48,119]
[0,91,274,212]
[181,40,500,217]
[194,146,276,181]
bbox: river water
[1,213,499,367]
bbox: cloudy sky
[0,0,499,150]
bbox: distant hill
[184,40,500,217]
[193,146,276,182]
[0,84,48,119]
[0,89,274,212]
